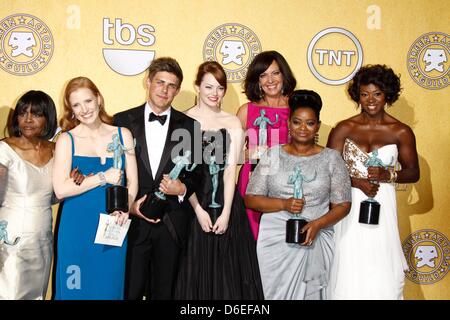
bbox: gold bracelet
[388,167,397,183]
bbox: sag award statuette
[286,164,316,244]
[106,134,135,213]
[208,154,226,225]
[359,149,390,225]
[140,150,197,219]
[0,220,20,246]
[251,109,279,172]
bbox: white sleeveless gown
[329,138,408,300]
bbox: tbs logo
[102,18,156,76]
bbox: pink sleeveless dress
[238,102,289,240]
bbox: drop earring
[259,84,264,99]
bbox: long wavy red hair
[59,76,112,131]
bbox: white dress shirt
[144,103,186,201]
[144,102,171,179]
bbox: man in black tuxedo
[113,57,200,300]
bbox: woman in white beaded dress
[0,91,59,299]
[245,89,351,299]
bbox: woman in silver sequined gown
[245,90,351,299]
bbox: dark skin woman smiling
[245,89,351,299]
[327,64,420,300]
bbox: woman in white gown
[327,64,420,299]
[0,91,83,300]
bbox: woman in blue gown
[52,77,138,299]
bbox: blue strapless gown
[55,131,127,300]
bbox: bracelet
[388,167,398,183]
[98,171,106,186]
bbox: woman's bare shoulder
[331,115,360,132]
[236,102,249,114]
[224,112,243,129]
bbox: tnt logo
[314,49,355,67]
[407,32,449,90]
[0,14,54,76]
[402,229,449,284]
[102,18,156,76]
[203,23,262,83]
[307,27,363,86]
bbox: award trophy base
[250,159,260,172]
[139,192,167,220]
[359,199,380,225]
[106,185,129,213]
[286,218,308,244]
[208,206,221,226]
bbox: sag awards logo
[402,229,449,285]
[307,27,363,86]
[407,32,449,90]
[203,23,262,83]
[0,14,54,76]
[102,18,156,76]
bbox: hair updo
[288,89,322,121]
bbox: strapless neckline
[345,138,397,155]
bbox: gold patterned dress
[328,138,408,300]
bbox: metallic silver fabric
[0,141,53,300]
[246,145,351,299]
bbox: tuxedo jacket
[113,104,201,247]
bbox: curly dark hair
[288,89,322,121]
[243,51,296,102]
[347,64,401,105]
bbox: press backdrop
[0,0,448,300]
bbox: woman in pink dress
[237,51,297,240]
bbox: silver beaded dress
[246,145,351,300]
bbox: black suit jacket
[113,104,201,247]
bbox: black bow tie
[148,113,167,125]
